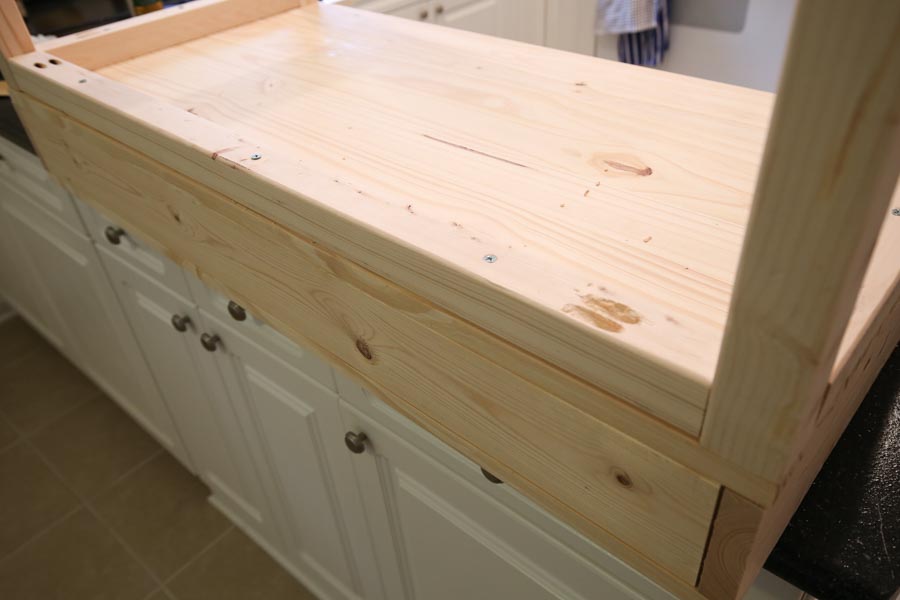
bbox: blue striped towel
[596,0,671,67]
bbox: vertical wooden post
[0,0,34,88]
[702,0,900,482]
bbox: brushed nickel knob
[344,431,368,454]
[419,9,429,19]
[105,226,125,245]
[481,467,503,484]
[227,300,247,322]
[201,333,221,352]
[171,314,191,332]
[435,4,444,15]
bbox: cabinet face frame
[2,0,899,598]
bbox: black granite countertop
[767,343,900,600]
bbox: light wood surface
[698,490,764,599]
[0,0,33,88]
[14,93,722,588]
[6,1,900,596]
[5,49,779,506]
[702,0,900,481]
[89,3,778,431]
[37,0,309,71]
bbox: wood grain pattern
[698,490,764,599]
[37,0,310,71]
[0,0,33,89]
[14,93,722,587]
[7,55,785,507]
[721,253,900,600]
[702,0,900,480]
[85,3,780,431]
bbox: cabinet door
[0,186,67,347]
[101,250,271,514]
[340,402,666,600]
[195,312,378,600]
[0,199,187,459]
[435,0,545,44]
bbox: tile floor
[0,316,316,600]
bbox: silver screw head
[250,153,262,160]
[483,254,498,263]
[892,208,900,216]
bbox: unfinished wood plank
[36,0,309,70]
[702,0,900,481]
[9,2,786,431]
[15,92,722,586]
[0,0,33,88]
[698,490,764,599]
[699,271,900,599]
[7,49,785,506]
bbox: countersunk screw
[250,153,262,160]
[483,254,498,263]
[892,208,900,216]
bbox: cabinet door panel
[1,199,185,458]
[197,313,374,600]
[341,402,663,600]
[437,0,500,35]
[101,249,274,513]
[0,187,67,347]
[436,0,544,44]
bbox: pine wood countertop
[96,5,775,433]
[90,5,898,435]
[6,1,900,596]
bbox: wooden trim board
[35,0,310,71]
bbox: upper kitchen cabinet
[356,0,545,44]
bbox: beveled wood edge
[35,0,312,71]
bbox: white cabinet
[190,311,377,600]
[0,195,188,464]
[339,400,675,600]
[360,0,545,45]
[98,249,273,520]
[0,154,806,600]
[435,0,545,44]
[0,182,67,348]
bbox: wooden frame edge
[35,0,312,70]
[700,276,900,599]
[702,0,900,481]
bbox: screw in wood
[892,208,900,216]
[251,153,262,160]
[483,254,498,263]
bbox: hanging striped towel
[595,0,671,67]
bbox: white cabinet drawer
[0,136,84,234]
[340,400,675,600]
[76,199,193,300]
[188,274,337,392]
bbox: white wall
[594,0,797,92]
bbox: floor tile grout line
[160,522,236,589]
[0,386,104,442]
[0,503,84,568]
[84,445,166,502]
[24,437,170,592]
